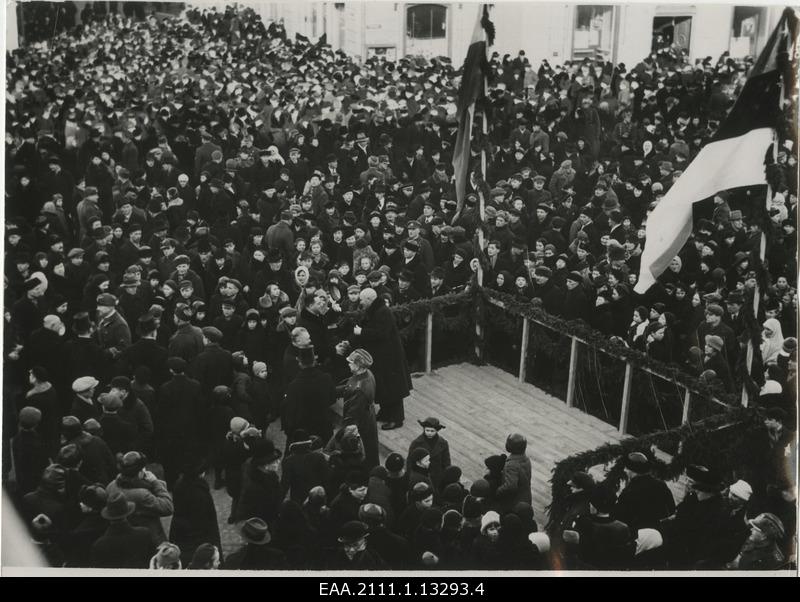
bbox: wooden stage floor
[377,363,622,521]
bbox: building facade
[250,3,785,69]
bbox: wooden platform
[377,364,621,521]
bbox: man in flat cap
[191,326,233,400]
[95,293,131,369]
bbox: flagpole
[741,13,793,407]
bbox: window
[573,5,614,59]
[407,4,446,40]
[730,7,762,58]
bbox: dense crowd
[3,5,796,570]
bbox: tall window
[407,4,446,39]
[730,6,762,58]
[573,5,614,59]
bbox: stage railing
[388,287,736,437]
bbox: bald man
[353,288,412,430]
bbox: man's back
[90,521,155,569]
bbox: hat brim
[243,531,272,545]
[418,420,444,430]
[101,500,135,520]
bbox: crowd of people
[3,4,796,570]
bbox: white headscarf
[760,318,784,366]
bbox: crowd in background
[3,4,796,570]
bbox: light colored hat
[347,348,374,368]
[729,480,753,501]
[230,417,250,434]
[252,362,268,376]
[528,532,551,553]
[72,376,99,393]
[480,510,501,534]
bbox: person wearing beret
[353,288,412,431]
[336,349,380,469]
[407,418,451,495]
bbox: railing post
[518,316,530,383]
[619,361,633,435]
[566,337,579,407]
[425,310,433,375]
[682,387,692,425]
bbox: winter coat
[354,301,412,404]
[407,434,451,494]
[168,474,222,566]
[338,370,380,470]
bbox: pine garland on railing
[546,407,765,531]
[480,288,740,408]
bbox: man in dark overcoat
[283,346,337,443]
[156,357,205,488]
[118,313,169,387]
[613,452,676,531]
[352,288,411,430]
[190,326,233,399]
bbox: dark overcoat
[355,302,412,403]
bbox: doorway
[652,16,693,54]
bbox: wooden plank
[446,365,620,443]
[370,364,623,519]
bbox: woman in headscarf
[760,318,784,366]
[336,348,380,469]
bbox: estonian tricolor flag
[452,4,494,212]
[635,8,798,294]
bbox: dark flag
[451,4,494,212]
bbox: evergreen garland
[546,408,765,531]
[480,288,741,409]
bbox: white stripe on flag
[634,127,773,294]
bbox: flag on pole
[452,4,494,213]
[634,8,798,294]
